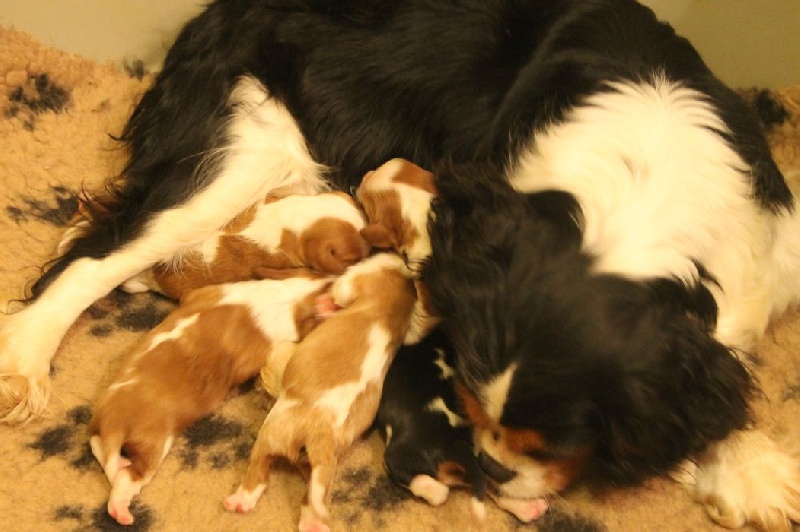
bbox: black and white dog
[1,1,798,529]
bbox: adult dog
[1,0,798,529]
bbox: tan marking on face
[457,386,589,496]
[390,160,437,195]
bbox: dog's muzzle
[477,451,517,483]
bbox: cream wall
[0,0,797,88]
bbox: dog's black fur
[422,170,754,484]
[26,0,785,509]
[377,327,486,502]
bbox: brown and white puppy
[223,252,417,532]
[356,159,439,343]
[89,274,330,526]
[121,191,369,299]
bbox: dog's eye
[492,430,501,442]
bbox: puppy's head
[299,193,371,274]
[356,159,436,267]
[423,172,754,499]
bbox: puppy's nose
[477,451,517,483]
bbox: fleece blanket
[1,26,799,532]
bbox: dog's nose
[477,451,517,483]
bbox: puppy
[121,191,369,299]
[377,328,487,514]
[89,274,330,525]
[356,159,440,342]
[223,253,417,532]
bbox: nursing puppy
[377,328,488,515]
[89,275,330,525]
[356,159,440,342]
[3,1,799,529]
[121,191,369,299]
[223,253,417,532]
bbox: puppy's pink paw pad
[314,294,340,319]
[223,491,257,513]
[299,515,330,532]
[494,496,549,522]
[108,503,134,526]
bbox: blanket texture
[1,26,798,532]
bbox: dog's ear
[360,223,397,249]
[595,312,753,484]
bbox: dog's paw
[408,474,449,506]
[490,494,549,523]
[108,498,135,526]
[299,504,331,532]
[689,430,800,531]
[223,486,262,513]
[0,311,53,424]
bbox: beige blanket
[1,26,798,531]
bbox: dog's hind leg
[0,76,328,423]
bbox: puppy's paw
[689,430,800,531]
[408,474,449,506]
[108,499,134,526]
[299,504,331,532]
[490,495,549,523]
[314,294,340,319]
[223,486,262,513]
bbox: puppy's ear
[360,223,397,249]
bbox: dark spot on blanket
[90,500,154,531]
[363,474,410,513]
[184,415,244,448]
[783,382,800,402]
[7,186,78,227]
[124,59,148,80]
[9,74,69,113]
[527,507,604,532]
[115,302,170,331]
[332,466,373,504]
[210,452,232,469]
[178,448,199,470]
[753,89,789,129]
[28,424,74,459]
[68,404,93,425]
[72,444,98,470]
[54,504,83,521]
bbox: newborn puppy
[223,253,417,532]
[356,158,436,266]
[122,191,369,299]
[356,159,439,342]
[89,274,330,525]
[377,327,487,517]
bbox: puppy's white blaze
[239,194,365,252]
[144,314,200,353]
[426,397,466,428]
[317,325,392,428]
[309,468,329,518]
[483,363,517,422]
[219,277,329,340]
[107,378,139,393]
[433,348,455,379]
[509,76,756,283]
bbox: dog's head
[422,168,754,499]
[356,159,436,268]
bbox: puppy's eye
[492,430,501,442]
